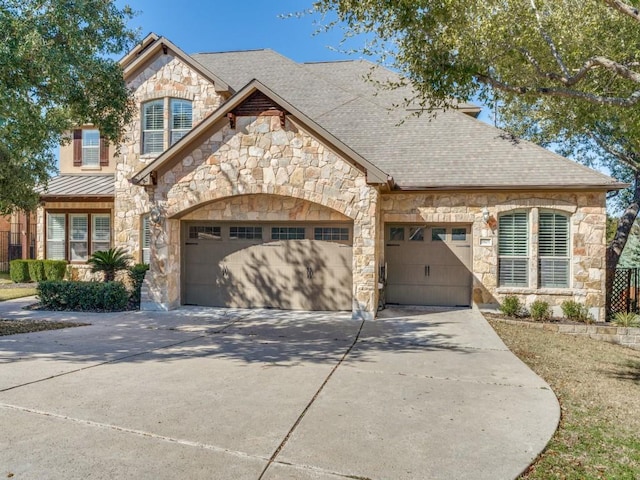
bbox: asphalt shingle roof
[40,174,115,197]
[191,50,619,190]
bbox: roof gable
[131,80,390,186]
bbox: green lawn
[0,287,37,301]
[488,318,640,479]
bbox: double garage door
[385,224,472,307]
[183,222,352,311]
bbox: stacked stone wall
[381,191,607,320]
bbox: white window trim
[81,129,100,167]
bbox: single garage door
[183,222,352,310]
[385,224,472,307]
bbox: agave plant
[88,247,133,282]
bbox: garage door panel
[385,224,472,307]
[183,223,352,311]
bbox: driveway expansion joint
[0,402,269,463]
[257,317,367,480]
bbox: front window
[141,215,151,264]
[46,212,111,261]
[498,212,529,287]
[82,129,100,166]
[143,100,164,154]
[92,214,111,253]
[539,213,570,288]
[69,214,88,261]
[46,214,66,260]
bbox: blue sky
[120,1,358,63]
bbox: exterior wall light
[482,207,490,223]
[149,205,163,224]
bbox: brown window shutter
[73,129,82,166]
[99,137,109,166]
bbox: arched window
[498,212,529,287]
[539,212,569,288]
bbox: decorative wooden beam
[279,111,286,128]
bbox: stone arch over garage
[142,115,380,319]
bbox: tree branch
[475,72,640,106]
[603,0,640,21]
[530,0,570,77]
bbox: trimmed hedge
[44,260,67,281]
[27,260,46,282]
[9,260,30,283]
[9,259,67,283]
[37,281,129,312]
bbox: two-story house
[38,33,623,320]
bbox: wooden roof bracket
[227,112,236,129]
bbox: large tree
[0,0,137,214]
[312,0,640,277]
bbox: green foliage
[26,260,45,283]
[0,0,137,214]
[87,247,133,282]
[499,295,524,317]
[9,260,30,283]
[43,260,67,281]
[530,300,552,322]
[128,263,149,309]
[611,311,640,327]
[37,281,129,312]
[312,0,640,266]
[561,300,594,324]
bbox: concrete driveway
[0,298,559,480]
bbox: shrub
[27,260,46,282]
[611,311,640,327]
[530,300,552,322]
[88,247,133,282]
[37,281,129,312]
[128,263,149,309]
[9,260,30,283]
[499,295,524,317]
[44,260,68,281]
[561,300,594,324]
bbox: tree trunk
[606,171,640,315]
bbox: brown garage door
[385,224,472,307]
[183,223,353,310]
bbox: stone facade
[380,191,607,320]
[140,114,379,318]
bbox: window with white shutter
[539,213,570,288]
[69,214,89,261]
[498,212,529,287]
[92,214,111,253]
[142,100,164,154]
[170,99,192,145]
[141,215,151,264]
[47,214,66,260]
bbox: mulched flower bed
[0,319,89,336]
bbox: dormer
[59,126,117,174]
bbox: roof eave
[122,36,232,94]
[392,183,629,192]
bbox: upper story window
[142,98,192,154]
[498,212,529,287]
[73,129,108,167]
[171,99,192,144]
